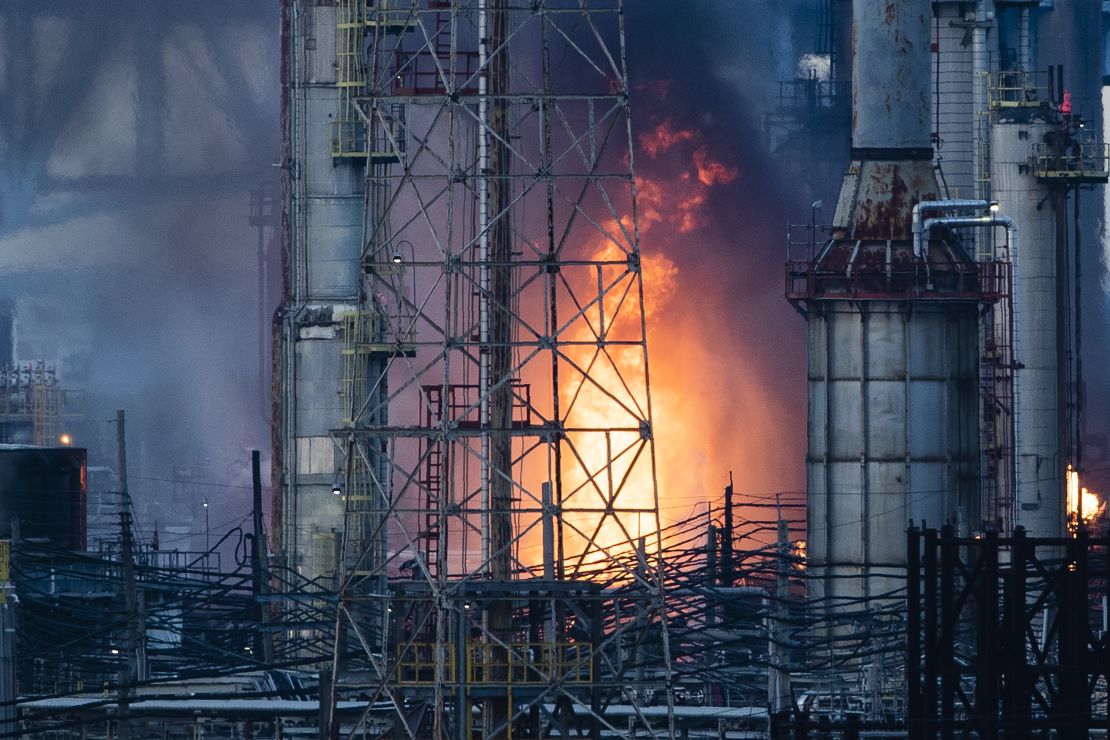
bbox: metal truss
[325,2,674,738]
[907,527,1110,739]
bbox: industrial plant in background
[7,0,1110,738]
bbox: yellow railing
[396,643,456,684]
[331,1,416,158]
[987,70,1044,110]
[396,641,592,686]
[1031,141,1110,182]
[332,0,368,157]
[467,642,593,685]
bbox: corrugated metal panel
[807,301,980,605]
[296,436,335,475]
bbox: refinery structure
[5,1,1110,738]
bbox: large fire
[1066,465,1105,534]
[556,112,798,571]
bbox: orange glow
[793,539,807,571]
[58,433,73,446]
[692,147,738,186]
[554,115,798,571]
[1066,465,1104,534]
[637,117,695,157]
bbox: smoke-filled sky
[626,0,829,517]
[0,2,829,534]
[0,3,280,537]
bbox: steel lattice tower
[314,1,675,738]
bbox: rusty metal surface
[851,0,931,150]
[832,159,941,241]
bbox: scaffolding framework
[323,2,674,738]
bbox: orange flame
[1066,465,1104,534]
[555,116,795,569]
[692,147,738,186]
[793,539,807,571]
[638,117,696,158]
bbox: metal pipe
[920,215,1015,256]
[922,214,1021,501]
[971,3,992,200]
[912,199,990,257]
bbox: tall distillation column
[277,0,371,582]
[788,0,990,664]
[990,103,1059,536]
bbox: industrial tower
[279,1,673,737]
[787,0,1110,708]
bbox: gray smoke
[0,3,279,537]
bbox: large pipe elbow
[913,200,991,257]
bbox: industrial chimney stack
[834,0,936,242]
[788,0,995,657]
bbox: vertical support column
[1053,175,1072,508]
[906,526,922,740]
[480,1,514,735]
[1056,533,1088,738]
[923,527,938,739]
[939,526,956,740]
[0,603,14,735]
[116,410,139,740]
[252,450,275,664]
[975,531,999,738]
[455,604,469,740]
[1003,528,1030,740]
[589,594,602,740]
[769,516,791,714]
[721,477,734,587]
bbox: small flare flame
[1066,465,1105,534]
[792,539,807,571]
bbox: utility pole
[705,523,717,590]
[720,473,735,587]
[116,410,141,740]
[251,450,275,663]
[768,499,792,716]
[704,519,719,707]
[0,522,17,736]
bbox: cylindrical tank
[990,110,1062,537]
[807,301,980,603]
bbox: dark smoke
[0,1,844,541]
[624,1,843,499]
